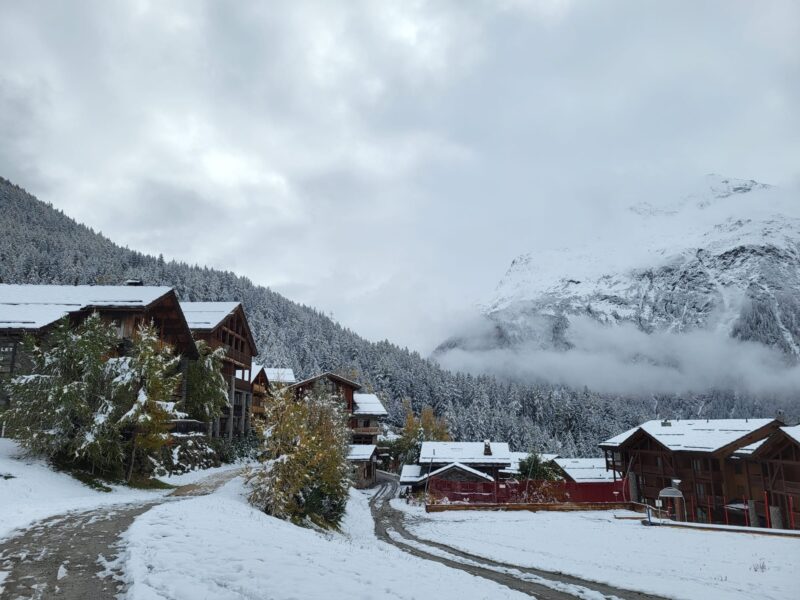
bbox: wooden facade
[249,364,269,420]
[601,419,782,525]
[742,427,800,529]
[0,285,197,406]
[290,372,361,414]
[181,302,259,439]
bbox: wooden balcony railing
[351,426,380,436]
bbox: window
[362,419,371,428]
[0,342,14,374]
[692,458,703,472]
[695,483,706,499]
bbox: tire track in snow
[370,474,668,600]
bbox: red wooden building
[180,302,258,438]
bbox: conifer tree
[3,314,123,473]
[116,323,183,481]
[185,340,228,422]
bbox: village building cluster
[0,283,385,487]
[0,283,797,527]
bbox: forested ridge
[1,176,793,456]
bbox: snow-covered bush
[246,388,350,529]
[2,316,187,482]
[2,314,125,474]
[153,433,220,476]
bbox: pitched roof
[0,284,173,330]
[263,367,296,384]
[179,302,242,330]
[352,393,387,417]
[782,425,800,446]
[290,371,362,391]
[249,363,266,384]
[419,441,511,466]
[399,464,423,484]
[554,458,615,483]
[399,462,495,484]
[347,444,377,462]
[599,419,777,453]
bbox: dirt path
[0,468,241,600]
[371,473,668,600]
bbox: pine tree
[116,323,183,481]
[185,340,228,422]
[3,314,124,473]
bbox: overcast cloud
[1,1,798,354]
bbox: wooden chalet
[740,425,800,529]
[290,372,387,487]
[290,372,362,410]
[249,363,269,421]
[553,458,615,483]
[263,367,297,391]
[180,302,258,439]
[400,440,512,492]
[0,284,197,406]
[600,418,781,523]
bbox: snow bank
[121,479,528,600]
[403,506,798,600]
[0,438,164,540]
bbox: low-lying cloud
[435,316,800,396]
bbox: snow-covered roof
[782,425,800,446]
[554,458,614,483]
[400,464,423,484]
[347,444,377,462]
[0,284,173,330]
[600,419,776,453]
[249,363,266,383]
[179,302,241,330]
[263,368,296,384]
[419,441,511,465]
[400,462,495,484]
[732,438,767,458]
[291,371,362,391]
[352,393,387,417]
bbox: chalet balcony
[351,426,380,436]
[222,345,251,368]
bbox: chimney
[125,279,144,286]
[483,440,492,456]
[661,419,671,427]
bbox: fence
[427,478,627,505]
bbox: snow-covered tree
[247,388,350,529]
[116,323,183,481]
[185,340,228,422]
[3,314,124,473]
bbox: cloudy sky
[1,1,798,354]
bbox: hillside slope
[1,176,793,455]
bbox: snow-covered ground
[396,502,798,600]
[0,438,165,540]
[120,478,528,600]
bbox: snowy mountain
[2,175,796,456]
[438,175,800,359]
